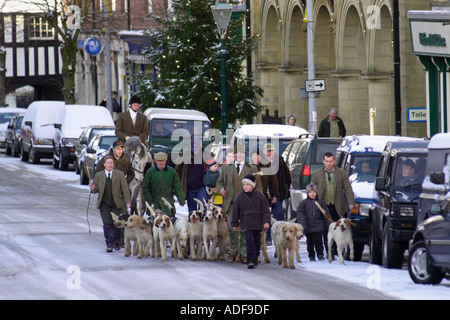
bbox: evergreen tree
[135,0,263,129]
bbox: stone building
[249,0,441,137]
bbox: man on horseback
[115,94,149,148]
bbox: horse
[124,136,153,216]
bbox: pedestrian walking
[176,137,208,213]
[231,174,271,269]
[317,107,347,138]
[216,147,259,263]
[142,152,185,220]
[95,139,135,185]
[89,155,132,252]
[296,183,331,261]
[311,152,355,257]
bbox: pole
[307,0,317,134]
[393,0,401,135]
[105,0,113,114]
[220,35,228,136]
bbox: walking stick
[85,162,93,234]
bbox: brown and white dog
[189,199,204,261]
[111,212,139,257]
[201,199,218,261]
[272,218,303,269]
[327,218,356,265]
[125,214,154,259]
[174,217,190,260]
[212,204,229,261]
[147,201,176,261]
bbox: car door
[427,217,450,267]
[290,141,308,189]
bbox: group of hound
[111,197,357,268]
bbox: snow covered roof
[144,108,209,122]
[337,135,423,153]
[233,124,308,139]
[428,132,450,149]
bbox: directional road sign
[305,79,326,92]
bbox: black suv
[282,134,342,220]
[370,139,429,269]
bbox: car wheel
[80,164,89,185]
[21,143,29,162]
[408,241,444,285]
[29,147,40,164]
[369,220,382,265]
[382,222,404,269]
[5,142,11,155]
[12,143,20,157]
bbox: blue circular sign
[84,37,103,56]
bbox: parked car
[74,125,115,174]
[79,131,117,185]
[0,107,26,149]
[282,134,342,220]
[5,113,24,157]
[144,107,211,166]
[53,105,114,171]
[335,135,424,261]
[408,132,450,284]
[230,124,308,162]
[21,101,65,164]
[371,138,429,269]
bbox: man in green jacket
[142,152,185,220]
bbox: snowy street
[0,153,449,302]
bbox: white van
[21,101,65,164]
[230,124,308,158]
[53,105,114,170]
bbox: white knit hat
[242,174,256,187]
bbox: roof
[428,132,450,149]
[144,108,210,121]
[0,107,26,114]
[337,135,424,153]
[233,124,308,139]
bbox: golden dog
[272,219,303,269]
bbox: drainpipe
[393,0,401,135]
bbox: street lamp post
[211,1,233,136]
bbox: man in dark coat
[115,94,149,147]
[318,107,347,138]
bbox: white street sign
[305,79,326,92]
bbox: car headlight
[62,138,77,147]
[34,138,53,145]
[350,203,371,217]
[399,206,415,217]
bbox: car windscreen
[348,155,380,183]
[393,155,427,187]
[0,112,17,124]
[151,119,210,137]
[311,141,342,165]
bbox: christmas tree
[135,0,263,129]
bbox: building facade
[249,0,440,137]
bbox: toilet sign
[408,108,426,122]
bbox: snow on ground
[2,155,449,300]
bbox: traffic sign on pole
[305,79,326,92]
